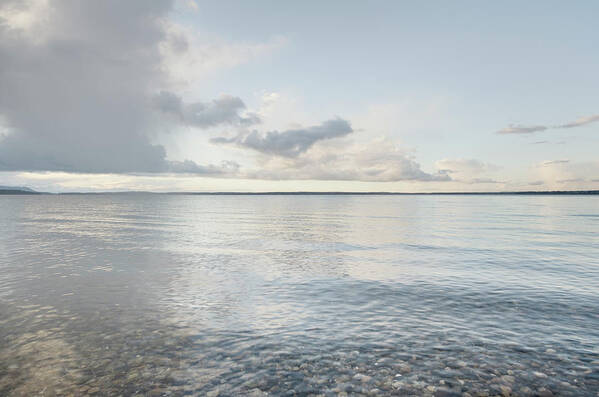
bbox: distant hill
[0,186,40,194]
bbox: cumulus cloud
[240,138,451,182]
[0,0,267,174]
[0,1,439,184]
[497,114,599,135]
[211,118,354,157]
[153,91,260,128]
[531,160,599,189]
[0,0,174,173]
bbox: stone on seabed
[536,388,554,397]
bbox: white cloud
[530,160,599,190]
[434,159,501,184]
[241,137,450,182]
[0,0,51,40]
[159,21,287,87]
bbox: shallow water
[0,194,598,396]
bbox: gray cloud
[0,1,170,172]
[153,91,260,129]
[529,180,545,186]
[167,160,239,175]
[211,118,353,157]
[496,125,547,134]
[0,0,239,174]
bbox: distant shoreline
[2,189,599,196]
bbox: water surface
[1,195,598,396]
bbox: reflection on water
[0,195,598,396]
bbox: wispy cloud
[556,114,599,129]
[497,114,599,135]
[542,160,569,166]
[468,178,503,184]
[557,178,585,183]
[496,125,547,134]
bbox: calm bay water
[0,194,598,396]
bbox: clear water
[0,194,598,396]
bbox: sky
[0,0,598,192]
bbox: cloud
[434,158,501,184]
[183,1,199,12]
[528,180,544,186]
[211,118,353,157]
[557,114,599,129]
[153,91,260,129]
[468,178,503,184]
[167,159,239,175]
[497,113,599,135]
[240,138,451,182]
[541,160,569,166]
[0,2,443,184]
[435,159,499,174]
[0,1,277,174]
[531,160,599,189]
[0,0,175,173]
[557,178,585,184]
[496,125,547,134]
[159,21,287,87]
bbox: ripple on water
[0,194,598,395]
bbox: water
[0,194,598,396]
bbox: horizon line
[3,189,599,195]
